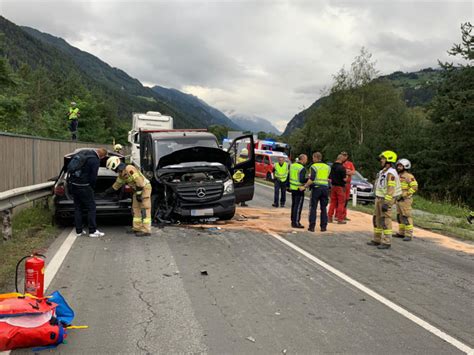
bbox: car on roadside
[347,170,375,204]
[52,149,132,225]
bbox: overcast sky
[1,0,472,130]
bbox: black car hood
[157,147,232,170]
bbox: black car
[52,149,132,225]
[139,131,255,221]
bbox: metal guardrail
[1,181,54,241]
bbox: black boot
[308,224,315,232]
[367,240,381,246]
[377,244,391,249]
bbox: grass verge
[0,203,61,292]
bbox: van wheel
[266,172,272,181]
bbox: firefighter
[272,156,289,208]
[289,154,308,228]
[393,159,418,241]
[67,102,80,141]
[105,156,152,236]
[113,144,123,154]
[302,152,330,232]
[367,150,401,249]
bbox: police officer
[394,158,418,241]
[105,157,153,236]
[272,156,289,208]
[67,102,80,141]
[368,150,401,249]
[303,152,330,232]
[289,154,308,228]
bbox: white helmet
[114,144,123,152]
[106,156,121,170]
[397,158,411,170]
[70,101,77,106]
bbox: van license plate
[191,209,214,216]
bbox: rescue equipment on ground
[0,291,76,351]
[15,253,46,298]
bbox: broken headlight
[223,179,234,195]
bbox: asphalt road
[14,184,474,354]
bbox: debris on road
[163,273,173,277]
[246,336,256,343]
[200,270,208,276]
[275,312,281,315]
[282,349,288,354]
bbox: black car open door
[228,134,255,203]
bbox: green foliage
[419,22,474,206]
[208,125,229,143]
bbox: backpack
[66,150,96,179]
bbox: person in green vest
[302,152,331,232]
[272,155,289,208]
[289,154,308,228]
[66,101,80,141]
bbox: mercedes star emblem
[196,187,206,198]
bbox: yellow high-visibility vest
[274,162,289,182]
[68,107,79,120]
[310,162,330,186]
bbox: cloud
[1,0,472,129]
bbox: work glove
[104,187,116,195]
[135,193,143,203]
[381,203,389,212]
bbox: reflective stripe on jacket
[310,162,330,186]
[68,108,79,120]
[289,163,305,191]
[113,165,150,192]
[375,167,401,200]
[274,162,289,182]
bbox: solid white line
[265,229,474,355]
[0,228,77,355]
[44,228,77,290]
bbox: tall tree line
[288,23,473,206]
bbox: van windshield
[154,137,219,160]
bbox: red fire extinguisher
[15,253,46,298]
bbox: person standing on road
[368,150,402,250]
[289,154,308,228]
[66,102,80,141]
[272,156,289,208]
[105,157,153,237]
[393,159,418,241]
[303,152,331,232]
[328,155,347,224]
[341,151,355,221]
[70,148,107,238]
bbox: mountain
[229,114,281,135]
[0,15,237,139]
[282,68,441,136]
[151,86,240,129]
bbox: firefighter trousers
[132,185,152,233]
[397,197,413,238]
[373,198,393,245]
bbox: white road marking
[265,229,474,354]
[0,228,77,354]
[44,227,78,290]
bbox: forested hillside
[283,68,441,136]
[287,25,473,206]
[0,16,235,143]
